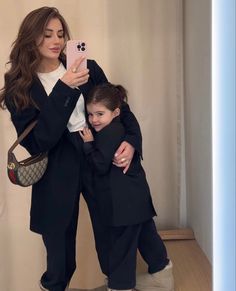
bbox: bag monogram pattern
[18,158,48,184]
[8,152,48,187]
[7,120,48,187]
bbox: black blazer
[83,118,156,227]
[6,60,142,234]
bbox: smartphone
[66,40,87,71]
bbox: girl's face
[37,17,65,63]
[87,102,120,132]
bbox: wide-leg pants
[40,194,80,291]
[40,134,85,291]
[83,190,169,290]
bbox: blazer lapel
[30,78,49,109]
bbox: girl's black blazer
[6,60,142,234]
[83,118,156,227]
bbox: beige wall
[183,0,212,262]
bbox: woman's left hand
[113,141,134,174]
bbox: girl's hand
[61,57,89,88]
[79,127,94,142]
[113,141,134,174]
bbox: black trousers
[41,195,79,291]
[83,190,169,290]
[40,135,84,291]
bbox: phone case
[66,40,87,70]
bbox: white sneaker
[135,261,174,291]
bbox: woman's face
[37,17,65,63]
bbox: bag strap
[8,120,38,154]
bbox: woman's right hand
[60,57,89,88]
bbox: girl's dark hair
[0,7,70,110]
[87,83,128,111]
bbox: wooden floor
[164,239,212,291]
[136,238,212,291]
[70,237,212,291]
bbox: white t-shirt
[37,63,86,132]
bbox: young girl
[79,83,174,291]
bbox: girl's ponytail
[87,83,129,111]
[115,85,128,103]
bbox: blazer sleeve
[6,79,81,154]
[120,102,143,157]
[83,122,125,175]
[88,60,108,84]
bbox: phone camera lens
[77,42,86,51]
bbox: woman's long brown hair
[0,7,71,110]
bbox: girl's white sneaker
[135,261,174,291]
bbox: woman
[0,7,141,291]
